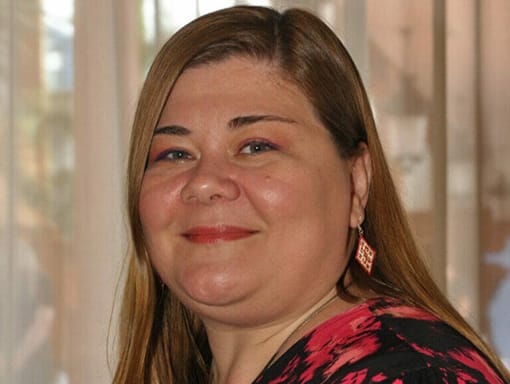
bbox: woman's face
[139,57,367,326]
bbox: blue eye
[156,149,193,162]
[239,140,277,155]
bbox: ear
[349,143,372,229]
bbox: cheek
[138,174,183,234]
[138,175,184,283]
[249,167,350,224]
[247,172,297,217]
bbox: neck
[205,289,346,384]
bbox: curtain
[0,1,508,383]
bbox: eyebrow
[153,114,296,136]
[153,125,191,136]
[228,114,297,129]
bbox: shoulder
[254,297,506,384]
[320,297,506,384]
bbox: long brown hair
[113,6,509,383]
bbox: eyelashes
[238,139,279,155]
[155,148,194,162]
[151,139,280,164]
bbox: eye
[155,148,194,162]
[239,140,278,155]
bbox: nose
[180,158,241,204]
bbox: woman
[113,6,509,384]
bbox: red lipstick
[183,226,257,244]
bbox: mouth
[182,225,258,244]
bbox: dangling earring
[355,220,376,275]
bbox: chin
[177,267,250,308]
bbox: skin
[139,57,371,383]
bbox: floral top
[252,297,507,383]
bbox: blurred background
[0,0,509,383]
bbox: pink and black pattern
[253,298,507,383]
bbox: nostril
[180,171,241,204]
[209,193,222,201]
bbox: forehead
[179,56,280,84]
[160,57,317,124]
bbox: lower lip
[183,229,256,244]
